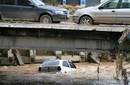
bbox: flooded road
[0,72,124,85]
[0,63,129,85]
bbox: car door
[0,0,17,19]
[93,0,121,24]
[62,61,72,73]
[115,0,130,24]
[15,0,37,20]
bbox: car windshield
[69,62,76,68]
[30,0,45,6]
[43,60,59,66]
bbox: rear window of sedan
[43,60,59,66]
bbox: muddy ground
[0,63,129,85]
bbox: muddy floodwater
[0,63,129,85]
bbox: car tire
[79,16,93,25]
[38,67,41,72]
[53,21,60,23]
[40,15,52,24]
[0,15,2,20]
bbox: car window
[0,0,15,5]
[69,62,76,68]
[31,0,45,6]
[43,60,59,66]
[102,0,120,9]
[63,61,69,67]
[17,0,30,6]
[120,0,130,8]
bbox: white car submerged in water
[38,59,76,74]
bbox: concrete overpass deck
[0,22,127,32]
[0,22,127,51]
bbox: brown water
[0,63,129,85]
[0,73,125,85]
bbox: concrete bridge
[0,22,126,52]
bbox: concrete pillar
[115,53,124,80]
[91,52,99,59]
[8,49,13,58]
[30,49,36,63]
[7,49,14,64]
[87,52,100,64]
[79,52,86,62]
[11,49,24,65]
[55,51,62,59]
[91,52,100,64]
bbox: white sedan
[38,59,76,74]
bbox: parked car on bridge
[0,0,68,23]
[73,0,130,25]
[38,59,76,74]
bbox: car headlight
[55,11,65,15]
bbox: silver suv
[73,0,130,25]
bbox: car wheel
[79,16,93,25]
[40,15,52,24]
[53,21,60,23]
[0,15,2,20]
[38,67,41,72]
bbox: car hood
[39,5,67,11]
